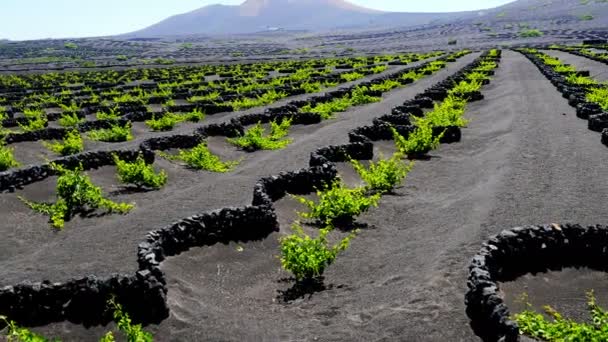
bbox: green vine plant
[0,297,154,342]
[19,163,133,229]
[514,291,608,341]
[113,154,167,189]
[161,142,240,172]
[292,179,381,226]
[95,108,121,121]
[18,109,47,132]
[391,120,443,158]
[424,95,469,128]
[87,122,133,142]
[0,140,20,171]
[586,87,608,110]
[104,296,154,342]
[145,113,182,132]
[350,152,414,194]
[57,111,84,128]
[0,316,56,342]
[42,130,84,156]
[279,222,356,282]
[227,118,293,151]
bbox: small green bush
[87,123,133,142]
[370,79,401,92]
[519,29,543,38]
[391,120,442,157]
[187,91,220,103]
[229,90,287,111]
[18,109,47,132]
[349,86,381,106]
[0,141,19,171]
[182,108,206,122]
[351,153,413,193]
[43,130,84,156]
[300,97,351,120]
[300,81,323,93]
[0,315,54,341]
[113,154,167,189]
[96,108,121,121]
[228,119,292,151]
[514,291,608,341]
[280,223,355,281]
[567,73,596,86]
[19,163,133,229]
[163,142,239,172]
[293,180,381,225]
[107,297,153,342]
[340,71,365,82]
[554,64,577,73]
[587,87,608,110]
[449,80,482,95]
[425,95,468,128]
[58,111,84,127]
[145,113,182,131]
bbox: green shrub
[292,180,381,225]
[449,80,482,95]
[145,113,183,131]
[113,154,167,189]
[554,64,577,73]
[18,109,47,132]
[19,163,133,229]
[567,73,596,85]
[0,315,54,341]
[229,90,287,111]
[370,79,401,92]
[58,111,84,127]
[87,123,133,142]
[519,29,543,37]
[579,14,594,21]
[401,70,423,82]
[228,119,292,151]
[424,95,468,128]
[187,91,220,103]
[280,223,355,281]
[182,108,206,122]
[163,142,239,172]
[587,87,608,110]
[300,81,323,93]
[0,141,19,171]
[43,130,84,156]
[96,108,121,121]
[514,291,608,341]
[300,97,351,120]
[269,117,292,140]
[391,120,442,157]
[107,297,153,342]
[340,71,365,82]
[351,153,413,193]
[466,72,490,82]
[349,86,381,105]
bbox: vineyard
[0,41,608,341]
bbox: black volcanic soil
[5,50,608,341]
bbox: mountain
[129,0,608,38]
[130,0,464,37]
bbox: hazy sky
[1,0,515,41]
